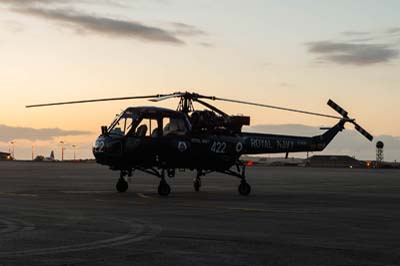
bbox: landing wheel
[116,178,128,193]
[158,180,171,196]
[238,181,251,196]
[193,178,201,192]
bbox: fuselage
[93,106,345,172]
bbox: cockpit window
[107,109,190,137]
[109,117,135,136]
[135,118,158,137]
[163,117,188,136]
[108,110,139,136]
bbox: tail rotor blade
[327,99,349,117]
[353,122,374,141]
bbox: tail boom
[240,120,346,155]
[238,99,373,155]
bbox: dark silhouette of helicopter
[27,92,373,196]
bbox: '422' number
[211,141,227,154]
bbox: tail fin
[312,119,346,151]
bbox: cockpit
[107,107,191,137]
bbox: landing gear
[238,181,251,196]
[193,170,202,192]
[221,161,251,196]
[158,180,171,196]
[194,162,252,196]
[121,163,252,196]
[193,178,201,192]
[116,170,131,193]
[134,167,172,196]
[116,178,128,192]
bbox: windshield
[108,110,140,136]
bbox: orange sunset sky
[0,0,399,160]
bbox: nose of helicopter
[92,136,107,163]
[93,137,105,154]
[93,135,125,166]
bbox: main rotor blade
[26,94,167,108]
[149,92,184,102]
[353,122,374,141]
[213,97,342,119]
[149,92,216,102]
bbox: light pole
[59,141,65,161]
[32,144,35,161]
[72,144,77,161]
[10,141,16,159]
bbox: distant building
[0,152,12,161]
[241,156,305,166]
[306,155,365,168]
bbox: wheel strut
[158,170,171,196]
[158,179,171,196]
[193,170,202,192]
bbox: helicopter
[26,92,373,196]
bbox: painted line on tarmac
[0,218,35,234]
[61,191,111,194]
[0,219,162,257]
[174,204,270,213]
[0,218,18,234]
[0,192,37,198]
[222,207,270,213]
[137,193,152,199]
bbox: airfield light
[59,141,65,161]
[376,141,384,168]
[10,141,16,159]
[72,145,77,161]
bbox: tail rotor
[327,99,373,141]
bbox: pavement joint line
[222,207,270,212]
[0,217,36,234]
[61,191,112,194]
[137,193,152,199]
[0,192,38,197]
[173,204,270,213]
[0,218,162,257]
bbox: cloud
[348,37,375,43]
[246,124,400,161]
[387,27,400,34]
[198,42,214,48]
[342,31,370,36]
[12,7,185,44]
[0,0,63,4]
[0,0,207,45]
[279,82,292,87]
[307,41,399,65]
[170,22,206,37]
[0,124,92,142]
[0,0,118,5]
